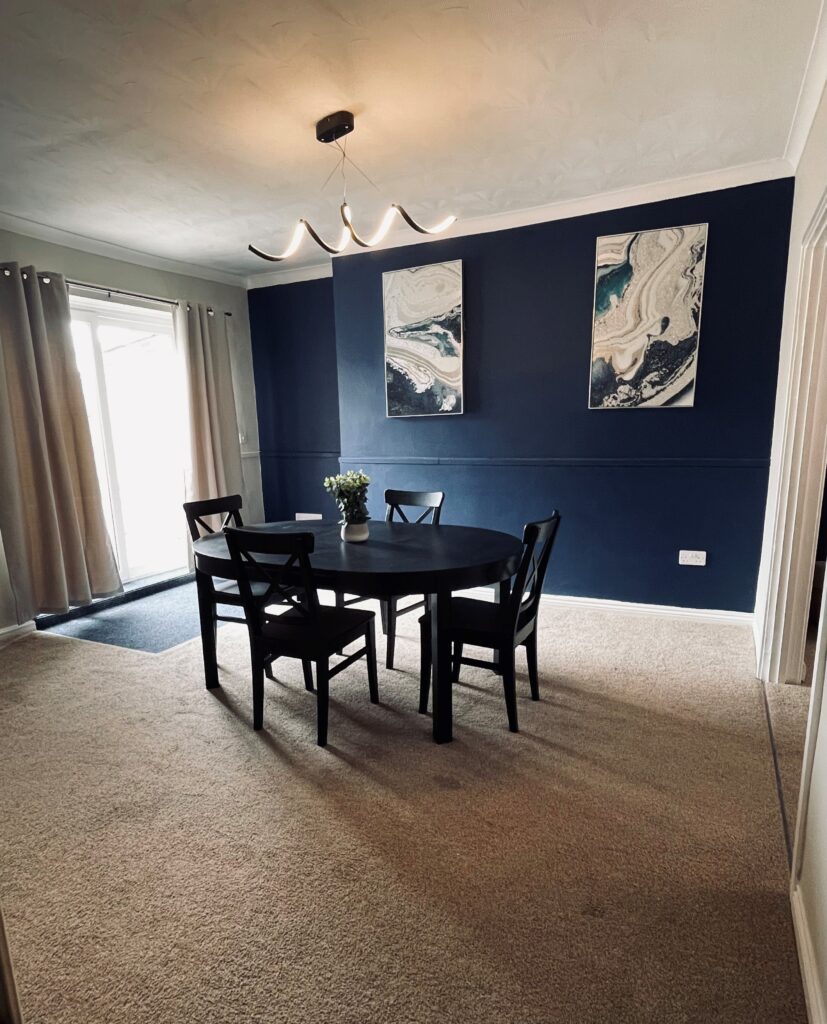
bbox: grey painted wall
[0,228,263,629]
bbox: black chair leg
[264,655,275,680]
[385,597,397,670]
[196,572,219,689]
[525,631,539,701]
[252,650,265,730]
[366,620,379,704]
[335,592,346,654]
[419,618,431,714]
[302,660,315,692]
[451,641,463,682]
[501,648,518,733]
[316,661,329,747]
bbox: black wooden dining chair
[225,527,379,744]
[335,489,445,669]
[418,512,560,732]
[184,494,256,616]
[185,495,263,626]
[184,494,290,681]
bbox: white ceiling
[0,0,820,279]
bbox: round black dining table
[192,519,523,743]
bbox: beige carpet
[0,602,807,1024]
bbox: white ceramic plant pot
[341,521,369,543]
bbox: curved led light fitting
[248,112,457,262]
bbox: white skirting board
[0,621,35,648]
[791,886,827,1024]
[458,587,753,628]
[538,592,753,627]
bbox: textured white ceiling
[0,0,819,277]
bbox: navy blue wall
[249,277,340,519]
[250,177,794,611]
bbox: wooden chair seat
[426,595,539,645]
[261,604,374,657]
[433,595,504,641]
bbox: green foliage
[323,469,371,525]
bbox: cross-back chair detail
[184,495,252,642]
[506,515,559,626]
[419,512,561,732]
[185,494,295,690]
[184,493,244,541]
[381,489,446,668]
[334,488,447,669]
[228,530,320,632]
[334,489,446,670]
[225,527,379,743]
[384,489,445,525]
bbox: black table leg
[429,589,452,743]
[492,578,510,675]
[196,569,219,689]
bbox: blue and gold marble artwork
[383,260,463,417]
[589,224,707,409]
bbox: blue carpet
[43,581,222,653]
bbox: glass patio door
[70,294,189,584]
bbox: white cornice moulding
[0,210,246,289]
[785,0,827,169]
[332,158,793,259]
[1,157,794,293]
[244,157,793,287]
[245,261,333,290]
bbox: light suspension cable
[248,111,457,263]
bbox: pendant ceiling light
[248,111,457,262]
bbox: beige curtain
[0,263,122,622]
[178,302,244,504]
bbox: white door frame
[790,554,827,1022]
[757,187,827,685]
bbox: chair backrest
[384,488,445,525]
[507,513,561,628]
[225,527,319,637]
[183,494,243,541]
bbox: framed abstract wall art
[383,259,463,417]
[589,223,708,409]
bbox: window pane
[97,322,188,580]
[70,296,189,584]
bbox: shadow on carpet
[41,582,217,653]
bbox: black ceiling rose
[316,111,355,145]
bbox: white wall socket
[679,549,707,566]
